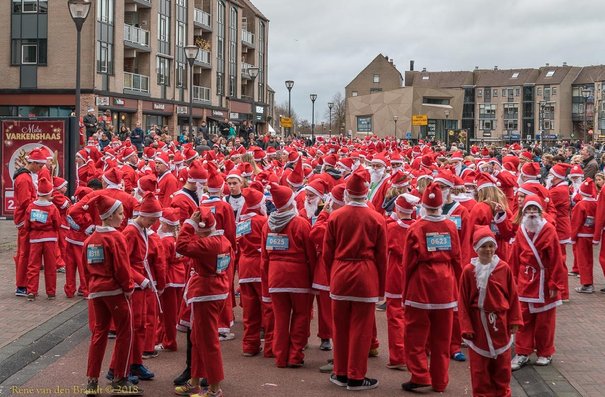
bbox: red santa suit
[157,170,180,207]
[468,202,514,262]
[144,231,166,354]
[176,216,233,385]
[52,188,71,270]
[323,180,387,383]
[509,204,566,359]
[570,192,597,286]
[453,193,477,213]
[592,184,605,276]
[495,170,518,210]
[77,160,98,187]
[170,188,201,223]
[368,175,390,215]
[25,198,62,297]
[120,163,138,195]
[13,167,38,290]
[309,210,332,343]
[458,255,523,397]
[83,225,134,380]
[549,180,572,298]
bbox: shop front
[143,102,174,134]
[253,103,268,134]
[207,109,228,136]
[96,96,138,132]
[176,105,205,135]
[0,93,76,118]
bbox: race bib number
[216,253,231,274]
[426,232,452,252]
[30,209,48,223]
[266,233,289,251]
[236,220,252,237]
[449,215,462,230]
[584,216,595,228]
[87,244,105,264]
[490,222,499,235]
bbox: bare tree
[323,92,346,134]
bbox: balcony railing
[241,29,254,45]
[194,8,211,28]
[124,24,150,47]
[241,62,254,75]
[195,49,210,64]
[124,72,149,93]
[193,85,210,102]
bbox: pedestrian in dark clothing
[83,108,98,140]
[130,122,144,153]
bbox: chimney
[494,66,498,70]
[410,60,415,71]
[475,66,479,70]
[545,63,550,67]
[422,67,427,72]
[389,58,393,65]
[563,62,567,66]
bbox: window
[12,39,47,65]
[511,72,519,79]
[552,87,557,96]
[423,97,450,105]
[228,6,237,97]
[352,91,358,97]
[543,120,552,130]
[373,74,380,83]
[370,88,382,94]
[479,104,496,118]
[21,43,37,64]
[537,87,542,96]
[493,89,498,97]
[422,75,429,80]
[515,88,521,97]
[176,64,185,88]
[546,70,555,77]
[502,88,507,97]
[96,0,114,75]
[504,120,518,131]
[158,0,171,55]
[96,0,114,24]
[96,41,113,74]
[13,0,45,13]
[477,89,483,97]
[357,116,372,132]
[503,103,518,120]
[157,56,170,85]
[216,0,226,96]
[479,120,495,131]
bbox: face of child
[137,215,159,229]
[106,205,124,228]
[477,241,496,264]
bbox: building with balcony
[0,0,271,136]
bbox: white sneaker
[219,332,235,341]
[575,285,594,294]
[154,344,165,351]
[511,354,529,371]
[535,356,552,366]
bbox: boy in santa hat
[323,170,387,390]
[261,182,316,368]
[82,195,140,396]
[24,177,62,301]
[509,195,567,370]
[51,177,71,276]
[458,226,523,397]
[401,182,462,392]
[571,179,598,293]
[385,193,418,371]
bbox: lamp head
[184,45,200,62]
[68,0,92,24]
[285,80,294,90]
[310,94,317,102]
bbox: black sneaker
[329,374,348,387]
[347,377,379,391]
[15,287,28,297]
[600,287,605,294]
[110,378,143,395]
[173,367,191,386]
[320,339,332,351]
[105,369,139,385]
[84,379,99,396]
[401,381,431,391]
[108,331,117,339]
[142,350,159,359]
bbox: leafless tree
[323,92,346,134]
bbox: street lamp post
[393,115,398,139]
[444,110,450,147]
[539,100,546,149]
[184,45,200,137]
[328,102,334,138]
[247,67,260,133]
[582,87,591,143]
[310,94,317,143]
[285,80,294,136]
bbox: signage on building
[113,98,125,106]
[405,131,413,139]
[96,96,109,106]
[176,106,188,114]
[356,116,372,133]
[255,106,264,114]
[212,110,225,117]
[153,103,165,111]
[483,131,492,137]
[1,120,66,217]
[280,117,293,128]
[412,114,428,126]
[230,112,239,120]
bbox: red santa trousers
[15,226,30,288]
[158,287,182,350]
[64,242,87,297]
[450,310,462,355]
[112,289,146,366]
[218,265,235,333]
[332,300,375,381]
[560,243,570,300]
[515,303,557,357]
[575,239,595,285]
[404,307,454,392]
[240,283,263,354]
[262,299,275,358]
[26,241,57,296]
[316,291,332,339]
[144,289,158,353]
[56,228,66,268]
[191,299,226,384]
[371,320,380,350]
[468,348,512,397]
[87,294,133,379]
[270,292,311,367]
[386,298,406,366]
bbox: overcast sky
[253,0,605,124]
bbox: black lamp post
[184,45,200,137]
[444,110,450,146]
[285,80,294,136]
[582,87,591,143]
[310,93,317,142]
[393,115,398,139]
[328,102,334,138]
[539,100,546,148]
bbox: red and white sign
[1,120,66,217]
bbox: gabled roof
[534,66,575,85]
[405,70,474,88]
[573,65,605,85]
[239,0,269,21]
[473,68,539,87]
[345,54,403,89]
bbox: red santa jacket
[570,197,597,242]
[453,194,477,213]
[158,232,187,288]
[495,170,518,210]
[294,189,306,212]
[509,220,567,313]
[148,231,167,292]
[458,257,523,358]
[170,189,201,224]
[77,161,99,187]
[593,184,605,243]
[549,182,572,243]
[402,214,462,309]
[177,167,188,189]
[323,203,387,301]
[122,221,153,289]
[200,197,236,248]
[261,214,316,294]
[120,163,138,195]
[13,169,38,228]
[82,226,134,299]
[176,221,233,304]
[468,202,514,262]
[368,176,390,215]
[385,216,414,299]
[52,191,71,231]
[24,200,62,243]
[157,171,180,207]
[309,210,330,292]
[69,188,138,231]
[236,211,266,284]
[443,200,473,266]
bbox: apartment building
[0,0,271,135]
[345,54,403,99]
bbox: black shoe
[130,364,154,380]
[347,378,378,391]
[320,339,332,351]
[84,379,99,396]
[600,287,605,294]
[287,360,304,368]
[401,381,431,391]
[106,370,139,385]
[173,367,191,386]
[15,287,28,297]
[108,331,117,339]
[142,350,159,359]
[329,374,348,387]
[110,378,143,395]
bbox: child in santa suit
[261,182,316,368]
[51,177,70,272]
[143,223,166,358]
[571,179,598,293]
[175,208,233,397]
[24,178,62,301]
[156,208,186,351]
[458,226,523,397]
[323,170,387,391]
[384,193,418,371]
[509,195,567,370]
[237,188,268,356]
[82,195,140,396]
[401,182,462,393]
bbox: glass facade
[216,1,226,96]
[96,0,114,74]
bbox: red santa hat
[155,151,171,168]
[92,195,122,220]
[76,149,89,162]
[579,178,597,198]
[206,169,225,194]
[242,187,265,209]
[28,148,48,164]
[102,167,123,188]
[37,177,53,196]
[74,186,92,201]
[137,174,158,195]
[120,146,137,162]
[390,152,404,165]
[268,182,295,210]
[143,147,156,160]
[266,146,277,156]
[138,192,162,218]
[422,182,443,209]
[52,177,68,190]
[520,151,533,162]
[287,158,305,188]
[160,207,180,226]
[522,194,543,212]
[433,169,455,188]
[346,169,370,199]
[472,225,497,252]
[306,178,329,199]
[395,193,420,214]
[239,162,254,179]
[549,163,572,180]
[173,152,185,165]
[323,154,339,168]
[475,172,498,191]
[480,147,490,159]
[568,165,584,178]
[390,170,410,188]
[197,206,216,230]
[450,151,464,162]
[520,162,540,179]
[253,149,267,162]
[226,168,243,182]
[329,185,346,207]
[287,150,300,163]
[187,161,208,184]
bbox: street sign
[280,117,293,128]
[405,131,412,139]
[412,114,428,126]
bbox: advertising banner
[1,119,66,217]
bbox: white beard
[392,166,403,173]
[523,214,542,233]
[572,180,582,191]
[454,163,462,176]
[352,161,361,171]
[545,176,554,190]
[304,198,319,218]
[370,168,385,184]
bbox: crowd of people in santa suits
[11,134,605,396]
